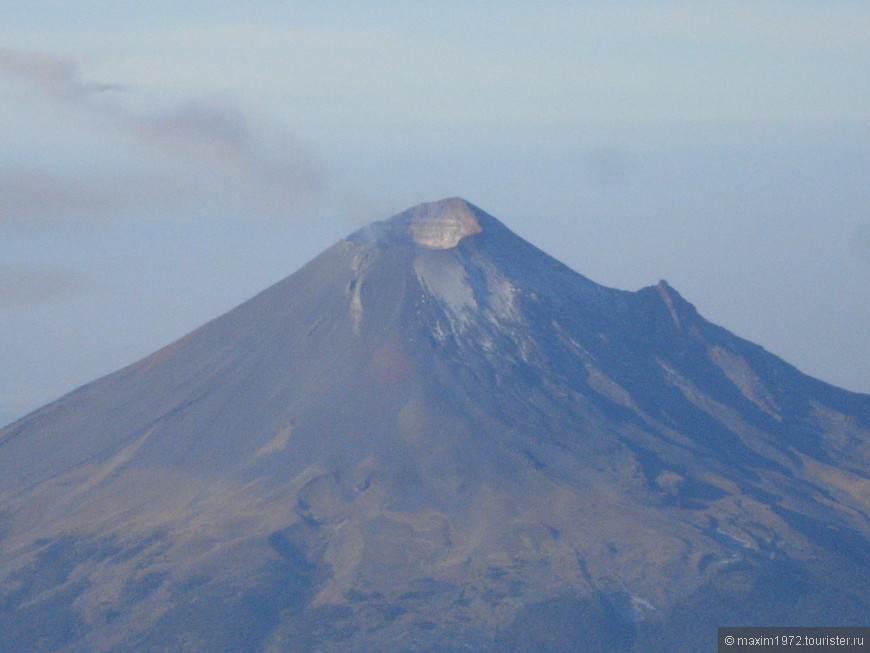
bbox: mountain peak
[3,197,869,653]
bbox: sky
[2,2,869,426]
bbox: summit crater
[399,197,484,248]
[353,197,486,249]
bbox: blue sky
[2,2,869,425]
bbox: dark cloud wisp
[0,48,125,101]
[0,48,327,227]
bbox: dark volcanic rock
[1,198,868,652]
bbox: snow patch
[414,251,477,321]
[349,279,363,334]
[255,425,293,457]
[714,527,754,550]
[656,281,682,329]
[709,346,780,419]
[483,271,520,323]
[628,593,660,621]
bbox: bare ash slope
[1,198,868,652]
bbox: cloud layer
[0,48,327,229]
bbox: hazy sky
[2,2,869,426]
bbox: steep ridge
[1,198,868,652]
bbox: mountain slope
[1,198,868,652]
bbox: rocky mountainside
[1,198,868,652]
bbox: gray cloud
[127,100,325,197]
[0,49,326,227]
[0,264,88,307]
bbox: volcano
[1,198,868,652]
